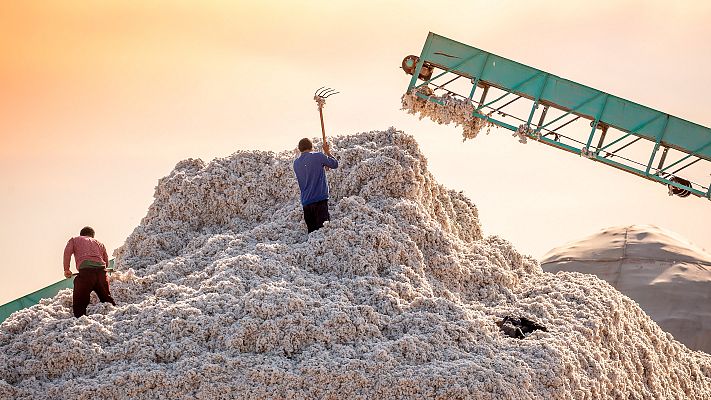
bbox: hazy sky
[1,0,709,304]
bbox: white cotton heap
[1,129,710,399]
[401,89,494,141]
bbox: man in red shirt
[63,226,116,317]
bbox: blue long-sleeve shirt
[293,151,339,206]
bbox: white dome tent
[542,224,711,353]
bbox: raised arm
[321,143,338,169]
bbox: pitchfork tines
[314,87,338,108]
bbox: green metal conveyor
[403,32,711,200]
[0,260,114,324]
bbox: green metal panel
[410,32,711,161]
[0,278,74,324]
[0,259,115,325]
[539,77,607,119]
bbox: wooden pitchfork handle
[318,104,327,146]
[317,104,331,171]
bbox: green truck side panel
[0,278,74,324]
[0,259,115,324]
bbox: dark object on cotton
[496,316,547,339]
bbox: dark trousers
[73,268,116,317]
[303,199,330,233]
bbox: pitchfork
[314,87,338,147]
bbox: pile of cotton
[1,129,710,399]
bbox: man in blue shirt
[293,138,339,233]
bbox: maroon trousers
[73,268,116,317]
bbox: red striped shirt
[63,236,108,272]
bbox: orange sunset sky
[1,0,710,304]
